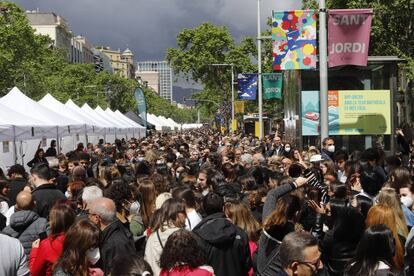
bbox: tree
[166,23,257,120]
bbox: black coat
[27,157,48,168]
[32,183,66,218]
[2,210,48,256]
[193,212,252,276]
[100,220,135,275]
[8,178,27,206]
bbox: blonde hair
[377,187,409,237]
[224,200,261,242]
[366,204,405,270]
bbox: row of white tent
[146,113,181,131]
[0,87,146,143]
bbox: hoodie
[2,210,48,256]
[193,212,252,276]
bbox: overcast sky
[13,0,300,86]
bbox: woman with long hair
[159,229,214,276]
[30,202,76,276]
[144,198,187,275]
[377,187,409,238]
[138,179,156,229]
[365,204,405,271]
[255,194,302,275]
[53,219,102,276]
[345,224,395,276]
[224,199,261,276]
[27,148,48,168]
[172,186,202,230]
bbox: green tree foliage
[0,2,194,124]
[166,23,257,120]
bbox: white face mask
[129,201,140,216]
[327,145,335,153]
[86,247,100,265]
[65,190,71,199]
[401,196,413,208]
[285,147,291,152]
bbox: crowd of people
[1,127,414,276]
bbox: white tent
[166,117,180,128]
[95,106,129,134]
[81,103,117,135]
[0,102,56,140]
[38,94,102,135]
[146,114,165,131]
[182,123,203,129]
[106,109,146,138]
[0,87,84,136]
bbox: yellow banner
[255,121,263,138]
[234,101,245,114]
[335,90,391,135]
[232,119,237,132]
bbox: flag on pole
[234,101,245,114]
[134,87,147,128]
[272,10,317,70]
[237,74,257,100]
[263,73,283,99]
[328,9,373,67]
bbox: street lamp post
[211,63,235,132]
[257,0,263,140]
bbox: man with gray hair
[88,197,135,275]
[240,153,253,170]
[278,232,323,276]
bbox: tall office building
[136,61,173,102]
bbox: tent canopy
[124,111,155,130]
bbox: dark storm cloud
[12,0,300,61]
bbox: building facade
[135,71,159,94]
[71,35,94,64]
[136,61,173,102]
[96,47,135,79]
[26,11,72,61]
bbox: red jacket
[30,233,65,276]
[160,265,214,276]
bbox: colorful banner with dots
[272,10,317,70]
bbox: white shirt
[0,201,9,216]
[5,205,15,226]
[186,209,202,230]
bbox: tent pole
[56,126,61,155]
[12,126,17,164]
[85,125,88,145]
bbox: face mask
[327,145,335,153]
[138,157,144,162]
[130,201,140,216]
[86,247,100,265]
[285,147,291,152]
[401,196,413,208]
[65,191,71,199]
[176,172,180,179]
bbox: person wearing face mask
[278,231,324,276]
[53,219,104,276]
[87,197,135,275]
[321,137,335,162]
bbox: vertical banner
[328,9,373,67]
[234,101,245,114]
[134,87,147,128]
[263,73,283,99]
[255,121,263,138]
[237,74,257,100]
[232,119,237,132]
[272,10,317,70]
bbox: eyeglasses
[296,258,321,271]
